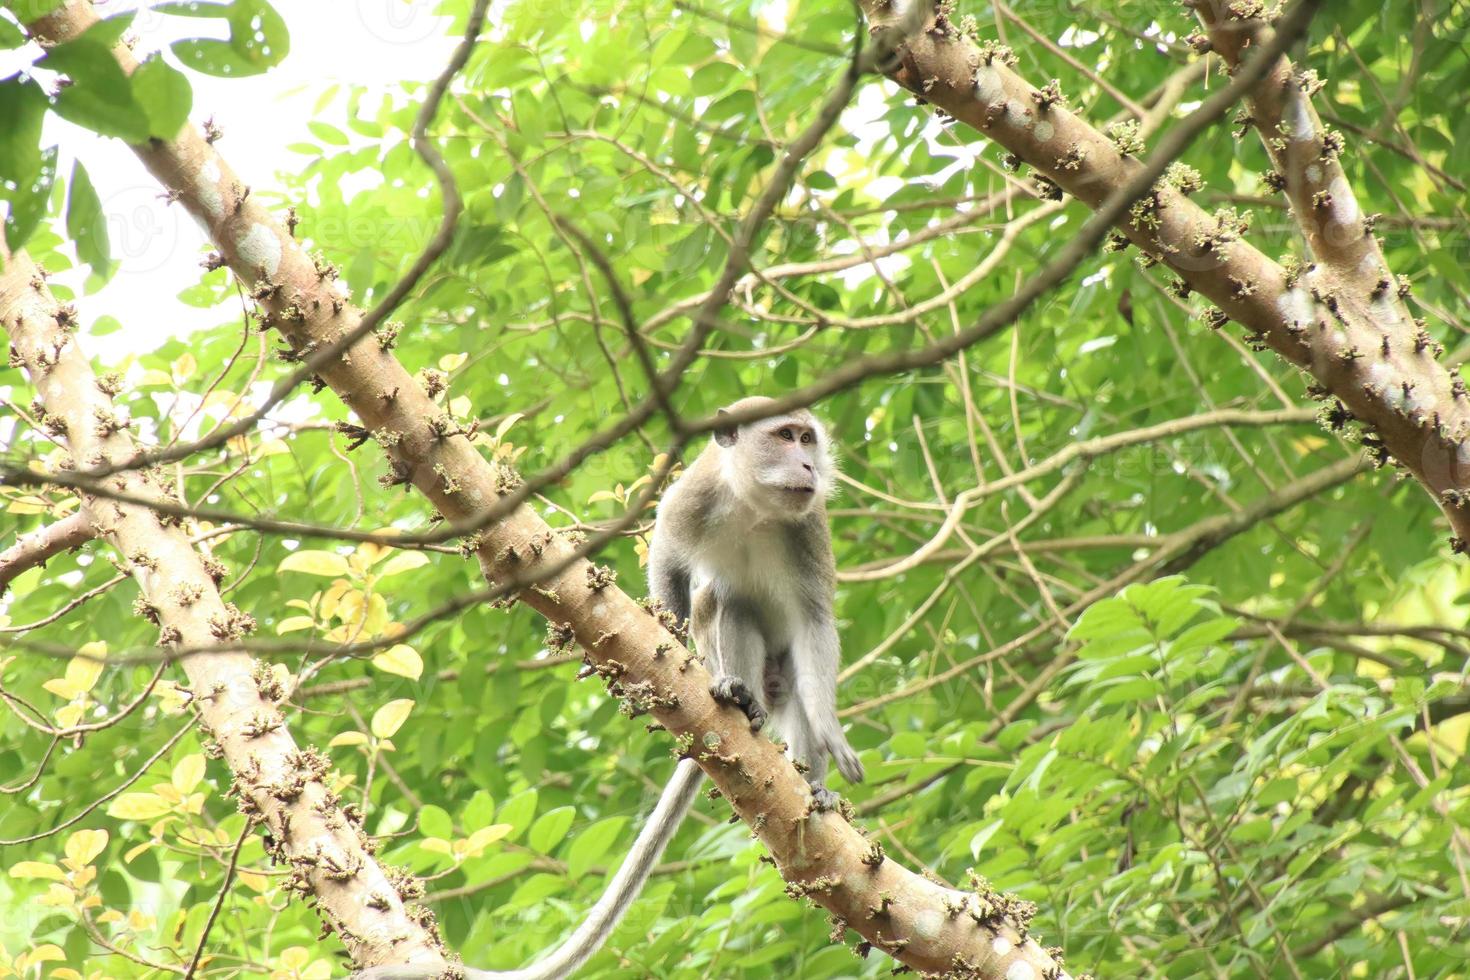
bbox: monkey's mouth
[783,485,816,495]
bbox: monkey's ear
[713,409,739,448]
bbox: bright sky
[5,0,457,362]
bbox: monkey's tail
[351,758,706,980]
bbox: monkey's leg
[793,621,865,786]
[705,597,768,731]
[770,688,841,811]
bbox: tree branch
[860,0,1470,547]
[0,510,93,595]
[0,246,450,970]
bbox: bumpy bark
[22,3,1069,977]
[0,246,450,971]
[860,0,1470,546]
[0,510,92,594]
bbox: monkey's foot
[709,676,767,731]
[809,784,841,811]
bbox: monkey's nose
[802,463,814,474]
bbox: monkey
[649,395,864,805]
[353,396,861,980]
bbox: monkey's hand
[709,676,768,731]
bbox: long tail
[353,758,705,980]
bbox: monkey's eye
[800,431,813,445]
[778,427,795,441]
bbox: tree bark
[0,245,451,971]
[21,3,1071,977]
[0,510,92,594]
[860,0,1470,546]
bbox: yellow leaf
[258,438,290,457]
[46,642,108,701]
[96,910,124,925]
[36,883,73,906]
[9,861,66,882]
[371,699,414,739]
[461,824,513,858]
[275,616,316,634]
[54,703,84,728]
[138,369,172,387]
[371,644,423,681]
[329,731,369,748]
[378,552,430,578]
[153,681,190,715]
[172,754,206,794]
[420,837,454,856]
[171,352,196,384]
[494,413,523,442]
[301,961,332,980]
[237,870,270,893]
[335,589,364,625]
[278,551,350,577]
[154,784,183,805]
[53,969,84,980]
[22,945,65,965]
[362,593,388,635]
[319,582,349,621]
[107,792,173,821]
[438,352,467,372]
[64,829,108,867]
[201,389,241,413]
[42,679,80,701]
[123,841,152,863]
[279,947,310,972]
[587,489,618,504]
[449,396,472,418]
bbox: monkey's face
[726,412,832,518]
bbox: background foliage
[2,0,1468,976]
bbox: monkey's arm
[647,494,694,629]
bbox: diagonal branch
[0,509,93,594]
[858,0,1470,547]
[0,246,450,971]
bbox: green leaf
[565,816,628,880]
[170,0,290,78]
[495,790,538,841]
[130,56,193,139]
[43,18,152,142]
[4,145,56,252]
[418,804,453,841]
[0,15,25,50]
[65,160,113,281]
[0,77,49,248]
[527,806,575,854]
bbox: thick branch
[0,248,449,971]
[0,510,93,594]
[860,0,1470,544]
[20,4,1067,976]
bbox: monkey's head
[712,396,835,519]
